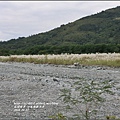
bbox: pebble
[0,62,120,119]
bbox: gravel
[0,62,120,119]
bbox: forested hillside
[0,6,120,55]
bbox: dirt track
[0,62,120,119]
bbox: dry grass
[0,53,120,67]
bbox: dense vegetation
[0,6,120,55]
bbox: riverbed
[0,62,120,119]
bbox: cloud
[0,1,120,41]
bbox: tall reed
[0,53,120,67]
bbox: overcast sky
[0,1,120,41]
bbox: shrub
[56,79,115,120]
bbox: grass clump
[0,53,120,67]
[82,59,120,67]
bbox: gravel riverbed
[0,62,120,119]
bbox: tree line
[0,44,120,56]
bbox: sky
[0,1,120,41]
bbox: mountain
[0,6,120,55]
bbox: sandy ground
[0,62,120,119]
